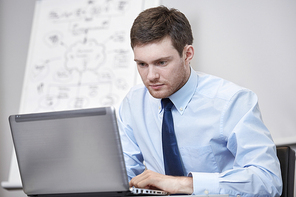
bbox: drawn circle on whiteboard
[100,94,117,106]
[88,86,99,97]
[53,68,73,83]
[65,40,105,73]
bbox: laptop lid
[9,107,130,196]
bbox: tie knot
[161,98,174,111]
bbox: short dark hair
[130,6,193,56]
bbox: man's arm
[129,170,193,194]
[117,100,146,180]
[190,90,282,196]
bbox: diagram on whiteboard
[20,0,145,113]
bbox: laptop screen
[9,107,129,196]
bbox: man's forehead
[133,40,178,63]
[133,36,175,49]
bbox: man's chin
[148,89,169,99]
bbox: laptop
[9,107,167,196]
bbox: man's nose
[147,66,160,81]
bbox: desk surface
[138,195,229,197]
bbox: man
[117,6,282,196]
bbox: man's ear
[183,45,194,65]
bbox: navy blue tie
[161,98,184,176]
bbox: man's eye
[158,61,167,66]
[137,63,146,67]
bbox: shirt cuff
[188,172,220,195]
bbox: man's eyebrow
[134,56,173,63]
[155,56,173,61]
[134,59,145,62]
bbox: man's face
[133,36,192,99]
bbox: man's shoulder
[125,83,148,100]
[195,71,252,101]
[121,83,158,113]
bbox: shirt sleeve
[117,97,146,181]
[190,90,282,197]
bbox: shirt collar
[158,67,198,115]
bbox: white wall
[0,0,35,196]
[163,0,296,145]
[0,1,295,197]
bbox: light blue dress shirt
[117,68,282,197]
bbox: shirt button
[237,195,241,197]
[204,190,209,194]
[180,107,183,111]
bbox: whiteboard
[2,0,159,189]
[20,0,150,113]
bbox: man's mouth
[149,84,164,90]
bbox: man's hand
[129,170,193,194]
